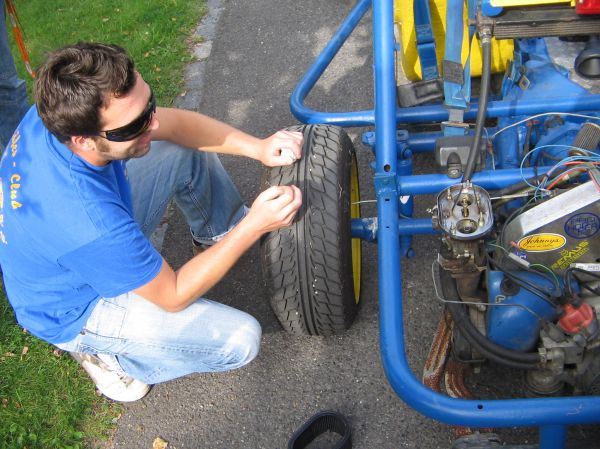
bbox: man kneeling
[0,42,302,401]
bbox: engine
[434,177,600,396]
[431,38,600,397]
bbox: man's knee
[225,314,262,370]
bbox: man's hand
[152,109,303,165]
[244,185,302,234]
[134,184,302,313]
[256,130,303,167]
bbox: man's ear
[69,135,97,152]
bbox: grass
[0,289,119,449]
[2,0,207,447]
[8,0,207,105]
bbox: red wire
[544,161,600,190]
[545,168,587,190]
[560,161,600,166]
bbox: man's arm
[134,185,302,312]
[151,107,302,166]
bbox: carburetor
[432,181,494,303]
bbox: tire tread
[260,125,359,336]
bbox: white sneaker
[71,352,151,402]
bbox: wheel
[260,124,361,336]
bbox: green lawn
[8,0,207,105]
[1,1,206,447]
[0,290,119,449]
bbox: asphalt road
[110,1,599,448]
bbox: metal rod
[350,217,436,241]
[293,92,600,127]
[289,0,372,126]
[290,0,600,443]
[407,131,440,152]
[372,0,600,433]
[289,2,600,128]
[397,166,553,195]
[539,425,568,449]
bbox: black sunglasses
[98,90,156,142]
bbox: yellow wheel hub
[350,155,361,304]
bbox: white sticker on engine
[571,263,600,272]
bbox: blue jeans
[57,142,261,385]
[0,1,29,150]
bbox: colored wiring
[545,167,588,190]
[529,263,561,292]
[487,239,562,299]
[545,157,600,174]
[541,158,600,191]
[491,113,600,139]
[518,146,600,198]
[487,242,509,254]
[486,252,557,307]
[498,196,538,248]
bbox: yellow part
[350,155,361,305]
[394,0,514,82]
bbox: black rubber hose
[447,302,541,369]
[462,30,492,182]
[439,267,542,368]
[492,177,542,198]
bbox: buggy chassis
[287,1,600,448]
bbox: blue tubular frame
[290,1,600,447]
[289,0,600,128]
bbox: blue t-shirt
[0,107,163,344]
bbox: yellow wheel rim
[350,154,361,304]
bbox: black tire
[260,124,361,336]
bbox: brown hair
[35,42,136,143]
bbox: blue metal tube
[290,6,600,129]
[372,1,397,175]
[291,0,600,442]
[397,166,553,195]
[398,218,435,235]
[351,218,377,241]
[407,131,440,152]
[397,157,414,256]
[539,425,568,449]
[372,0,600,434]
[351,217,436,241]
[293,91,600,127]
[289,0,373,127]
